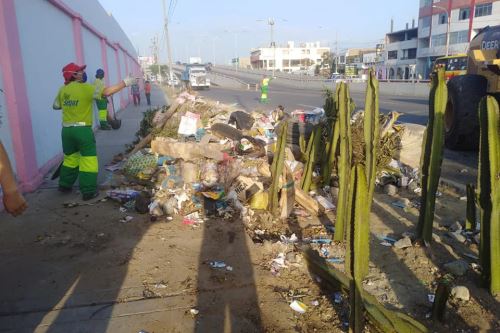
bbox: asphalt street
[200,84,429,125]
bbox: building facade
[0,0,141,194]
[417,0,500,78]
[385,27,418,80]
[251,41,330,73]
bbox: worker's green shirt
[93,78,108,110]
[56,82,104,126]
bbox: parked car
[329,73,345,83]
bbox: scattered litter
[326,258,344,264]
[190,308,200,316]
[209,261,232,271]
[333,292,343,304]
[280,234,299,244]
[289,300,308,314]
[311,300,320,306]
[119,216,134,223]
[428,294,435,303]
[316,195,336,211]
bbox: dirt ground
[1,169,499,333]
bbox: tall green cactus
[478,95,500,295]
[416,67,447,245]
[322,85,341,186]
[465,184,477,231]
[345,164,370,332]
[269,121,288,214]
[301,126,322,192]
[334,82,353,241]
[364,69,380,202]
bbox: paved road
[201,84,429,125]
[198,83,477,191]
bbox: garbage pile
[104,90,417,259]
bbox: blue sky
[98,0,420,64]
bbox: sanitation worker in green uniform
[53,62,134,200]
[260,75,271,103]
[94,68,111,130]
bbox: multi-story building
[417,0,500,78]
[250,41,330,73]
[385,25,418,80]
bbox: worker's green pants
[96,98,109,129]
[98,109,109,128]
[260,87,269,103]
[59,126,98,195]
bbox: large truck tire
[445,74,487,150]
[284,122,315,145]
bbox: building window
[431,33,447,47]
[438,13,447,24]
[421,0,432,7]
[419,37,430,48]
[459,7,470,20]
[475,3,492,17]
[402,48,417,60]
[421,16,431,28]
[388,50,398,60]
[450,30,469,44]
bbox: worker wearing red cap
[53,63,135,200]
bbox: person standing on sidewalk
[93,69,111,130]
[131,79,141,106]
[0,141,27,216]
[144,80,152,106]
[260,75,271,103]
[53,62,135,200]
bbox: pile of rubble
[103,90,422,272]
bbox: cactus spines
[478,95,500,295]
[431,277,452,322]
[465,184,477,231]
[334,82,353,241]
[416,67,447,245]
[322,86,341,186]
[345,164,370,332]
[269,121,288,214]
[300,126,322,192]
[364,69,380,202]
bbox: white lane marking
[297,103,320,109]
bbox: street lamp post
[432,4,451,57]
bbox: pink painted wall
[0,0,141,194]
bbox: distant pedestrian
[144,80,152,106]
[52,62,134,200]
[0,141,27,216]
[260,75,271,103]
[131,79,141,106]
[93,69,111,130]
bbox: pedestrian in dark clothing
[131,79,140,106]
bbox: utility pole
[269,18,276,77]
[162,0,174,81]
[151,35,161,82]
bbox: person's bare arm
[102,81,126,97]
[0,141,27,216]
[102,77,136,97]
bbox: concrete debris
[384,184,398,196]
[444,260,469,276]
[394,237,412,249]
[450,286,470,301]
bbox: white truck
[181,64,210,90]
[189,56,202,64]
